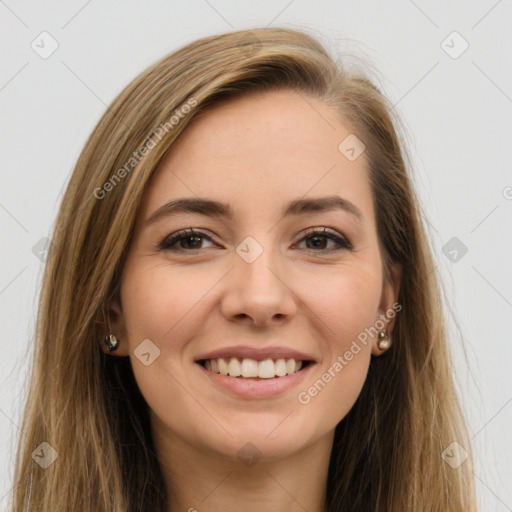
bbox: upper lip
[195,346,317,363]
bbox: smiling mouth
[197,357,313,379]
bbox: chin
[201,414,322,464]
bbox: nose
[220,243,297,328]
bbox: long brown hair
[10,27,477,511]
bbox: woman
[11,27,477,511]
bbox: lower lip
[196,362,315,399]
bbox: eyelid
[294,226,353,251]
[157,227,215,251]
[157,226,353,252]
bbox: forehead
[138,89,373,225]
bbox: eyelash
[157,227,353,253]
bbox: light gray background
[1,1,511,510]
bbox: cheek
[292,264,380,420]
[297,261,382,348]
[118,262,212,434]
[120,260,213,344]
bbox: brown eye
[158,227,352,253]
[159,229,214,251]
[296,228,352,252]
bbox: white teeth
[218,358,229,375]
[241,358,258,377]
[202,357,307,378]
[275,359,287,377]
[228,357,241,377]
[286,358,296,374]
[258,359,275,379]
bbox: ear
[101,294,129,357]
[371,262,402,356]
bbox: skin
[106,89,401,512]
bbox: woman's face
[111,89,400,461]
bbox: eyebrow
[145,195,363,226]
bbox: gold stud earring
[103,334,120,353]
[377,330,391,351]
